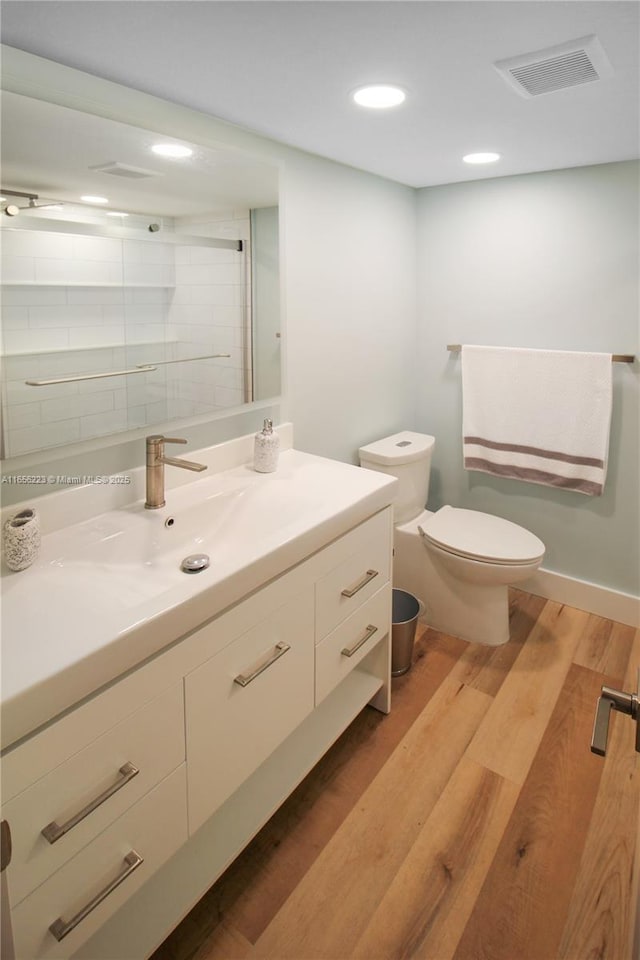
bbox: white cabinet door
[185,587,315,834]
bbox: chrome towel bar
[446,344,635,363]
[135,353,230,367]
[25,353,231,385]
[26,365,157,386]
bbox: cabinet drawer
[4,683,184,907]
[315,511,392,641]
[315,583,392,705]
[11,764,188,960]
[186,587,315,834]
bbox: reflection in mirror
[0,92,280,460]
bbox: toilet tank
[358,431,435,524]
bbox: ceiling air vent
[494,35,613,98]
[88,162,163,179]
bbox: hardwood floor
[152,590,640,960]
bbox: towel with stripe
[461,345,612,496]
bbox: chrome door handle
[1,821,11,872]
[41,762,139,844]
[341,624,378,658]
[48,850,143,941]
[233,642,291,687]
[341,569,378,598]
[590,670,640,756]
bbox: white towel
[461,345,612,496]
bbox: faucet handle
[145,435,187,462]
[146,435,187,447]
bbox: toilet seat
[419,505,545,566]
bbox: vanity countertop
[1,447,397,751]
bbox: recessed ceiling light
[352,85,406,109]
[81,195,109,204]
[106,211,129,217]
[463,152,501,164]
[151,143,193,159]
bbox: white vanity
[0,426,397,959]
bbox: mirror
[0,91,280,460]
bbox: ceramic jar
[3,507,41,571]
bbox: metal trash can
[391,589,421,676]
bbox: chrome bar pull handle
[233,642,291,687]
[590,672,640,757]
[341,569,379,599]
[48,850,143,942]
[341,624,378,658]
[41,762,139,844]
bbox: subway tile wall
[170,212,250,416]
[1,210,250,457]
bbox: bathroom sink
[48,486,246,574]
[39,460,351,584]
[1,446,398,749]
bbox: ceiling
[1,1,638,188]
[1,92,279,217]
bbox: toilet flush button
[396,441,412,447]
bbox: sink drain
[181,553,210,574]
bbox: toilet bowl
[358,432,545,646]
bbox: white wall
[416,160,639,596]
[282,151,417,463]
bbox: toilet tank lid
[358,431,435,466]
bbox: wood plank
[351,757,519,960]
[454,663,608,960]
[192,922,252,960]
[573,614,635,683]
[448,589,547,697]
[251,678,493,959]
[467,600,590,784]
[558,628,640,960]
[632,770,640,960]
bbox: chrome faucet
[145,435,207,509]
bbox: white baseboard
[521,567,640,628]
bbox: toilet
[358,431,545,646]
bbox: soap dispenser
[253,419,280,473]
